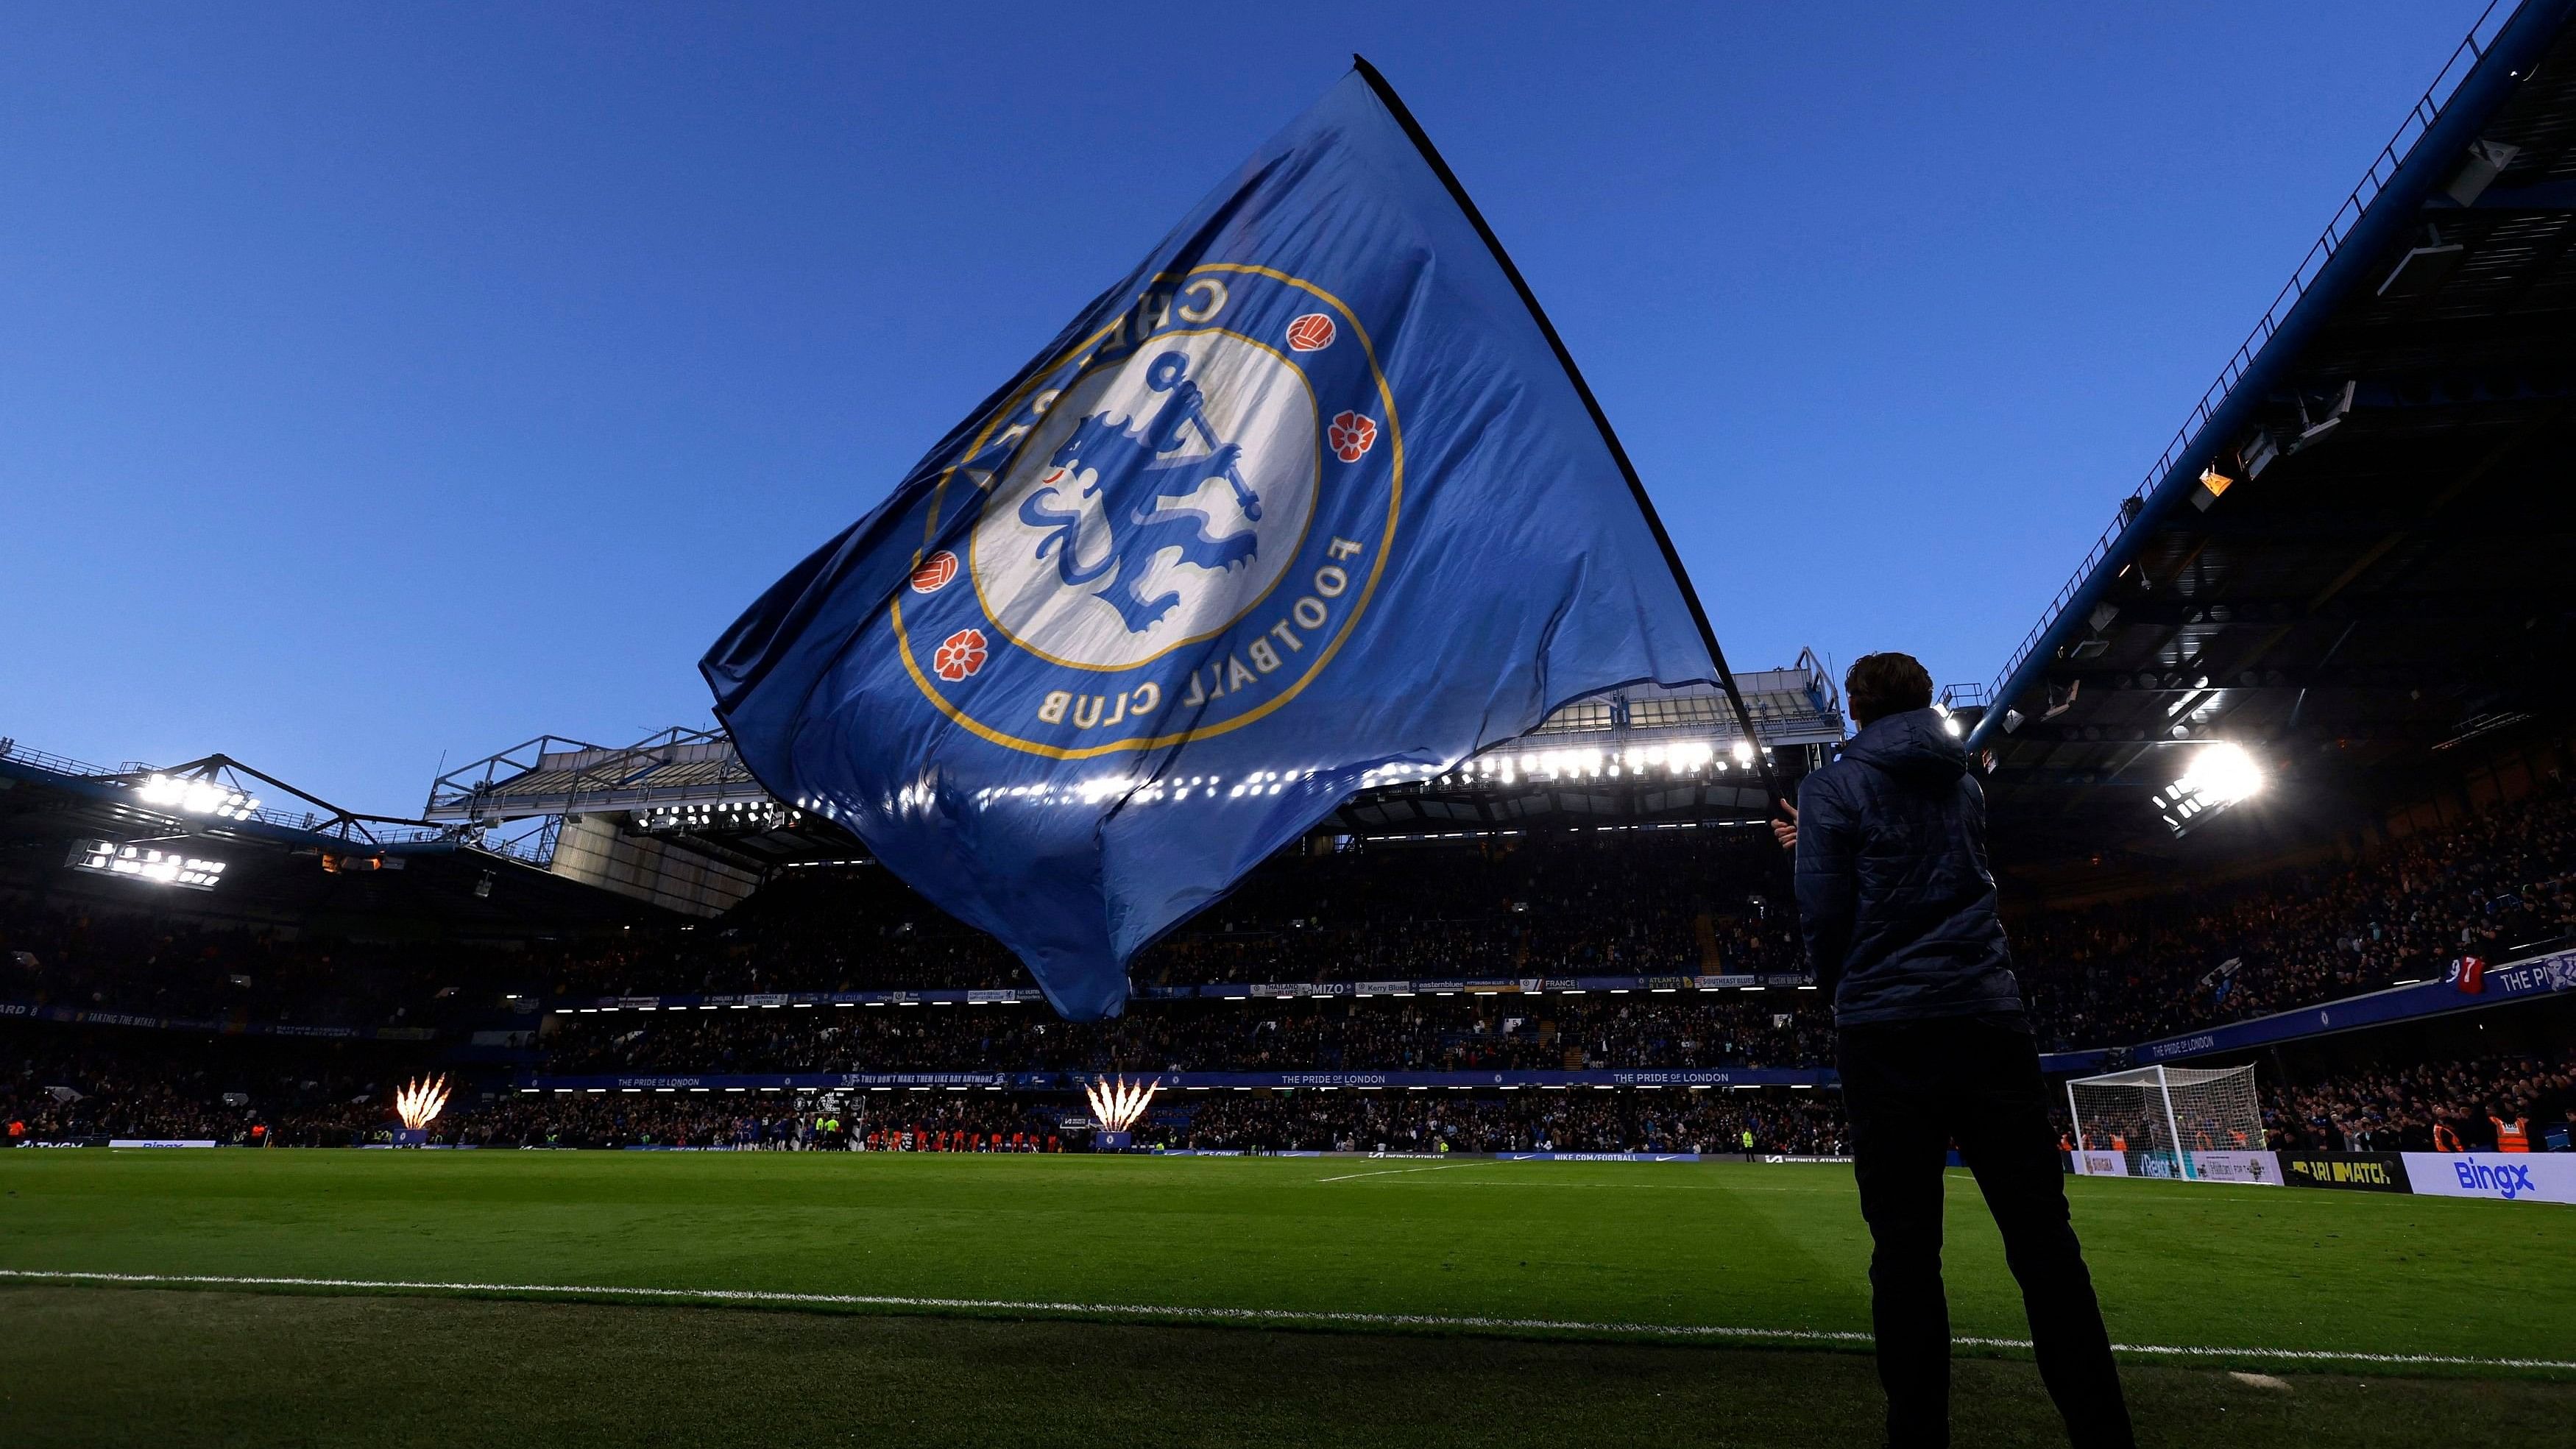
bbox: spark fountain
[1081,1075,1158,1152]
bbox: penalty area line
[1,1270,2569,1372]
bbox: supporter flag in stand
[2452,955,2488,994]
[703,61,1764,1021]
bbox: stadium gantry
[0,739,639,934]
[419,653,1848,916]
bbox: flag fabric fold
[704,66,1731,1020]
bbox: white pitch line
[2,1269,2570,1371]
[1314,1163,1469,1183]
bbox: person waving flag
[704,60,1769,1020]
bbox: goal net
[2066,1065,2264,1181]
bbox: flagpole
[1349,56,1788,812]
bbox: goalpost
[2066,1065,2264,1181]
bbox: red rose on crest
[910,550,960,594]
[1286,313,1337,352]
[933,628,988,681]
[1328,411,1377,463]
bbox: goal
[2065,1064,2264,1180]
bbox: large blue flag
[704,63,1749,1020]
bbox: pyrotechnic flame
[394,1074,450,1130]
[1083,1075,1158,1133]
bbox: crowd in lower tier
[2260,1049,2575,1153]
[1153,1088,1845,1155]
[15,1013,2575,1159]
[531,991,1833,1077]
[0,1024,436,1147]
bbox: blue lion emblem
[1017,351,1264,634]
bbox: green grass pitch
[2,1149,2569,1447]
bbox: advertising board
[2187,1149,2282,1186]
[2277,1152,2411,1192]
[2399,1152,2576,1205]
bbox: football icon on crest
[910,550,960,594]
[1285,313,1337,352]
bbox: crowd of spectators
[2263,1049,2575,1153]
[0,830,1806,1037]
[2014,785,2576,1049]
[17,1017,2568,1161]
[1155,1088,1846,1155]
[414,1086,1850,1157]
[439,1093,1069,1151]
[533,991,1833,1077]
[12,779,2576,1163]
[509,784,2576,1052]
[0,904,524,1032]
[537,830,1803,999]
[24,784,2567,1065]
[1,1024,433,1146]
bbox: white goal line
[1,1269,2567,1372]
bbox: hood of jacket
[1837,706,1967,791]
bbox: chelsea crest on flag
[703,60,1765,1021]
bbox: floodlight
[66,839,227,890]
[135,773,259,820]
[2152,743,2264,837]
[2181,743,2262,804]
[1731,740,1755,764]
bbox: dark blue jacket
[1794,706,2023,1026]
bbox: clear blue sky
[0,2,2491,815]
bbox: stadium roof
[0,742,650,935]
[1328,661,1841,835]
[1965,0,2576,883]
[426,653,1845,864]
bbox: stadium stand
[15,9,2576,1155]
[437,1093,1069,1152]
[532,828,1802,999]
[1153,1088,1845,1156]
[1,903,528,1032]
[531,992,1834,1076]
[1,1022,436,1147]
[391,1090,1850,1155]
[7,743,2574,1156]
[1960,2,2576,902]
[2260,1048,2574,1152]
[2016,776,2576,1048]
[419,669,1847,915]
[9,772,2563,1063]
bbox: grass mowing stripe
[9,1269,2570,1372]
